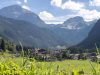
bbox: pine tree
[0,39,6,51]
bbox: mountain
[50,16,96,46]
[0,5,96,47]
[58,16,87,30]
[0,15,66,48]
[0,5,47,28]
[77,19,100,49]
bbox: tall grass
[88,44,100,75]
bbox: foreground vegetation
[0,40,100,75]
[0,52,100,75]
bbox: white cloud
[51,0,62,7]
[38,0,100,24]
[39,11,55,21]
[62,0,84,10]
[39,9,100,24]
[90,0,100,6]
[24,0,28,3]
[38,9,100,24]
[16,0,28,4]
[51,0,85,11]
[39,11,66,24]
[16,0,30,10]
[22,5,31,10]
[77,9,100,21]
[50,0,100,23]
[16,0,22,5]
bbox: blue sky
[0,0,100,24]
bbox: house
[87,53,98,62]
[69,54,80,60]
[37,49,48,54]
[31,48,50,61]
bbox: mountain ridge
[0,15,67,48]
[77,19,100,49]
[0,5,97,48]
[0,5,47,28]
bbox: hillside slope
[77,19,100,49]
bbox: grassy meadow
[0,52,100,75]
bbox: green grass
[0,52,100,75]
